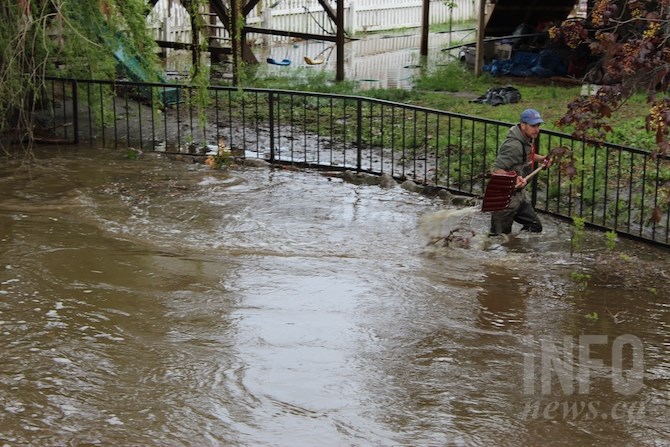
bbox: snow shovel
[481,164,545,212]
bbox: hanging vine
[183,0,212,131]
[0,0,162,154]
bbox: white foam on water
[418,206,482,247]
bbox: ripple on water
[1,152,669,446]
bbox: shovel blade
[481,172,517,212]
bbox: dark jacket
[492,124,533,177]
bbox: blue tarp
[485,49,567,78]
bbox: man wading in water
[490,108,551,236]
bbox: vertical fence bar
[390,105,396,178]
[613,146,623,231]
[124,90,130,148]
[434,115,440,184]
[255,91,261,157]
[269,91,275,163]
[277,93,283,161]
[590,145,598,222]
[457,118,464,189]
[626,152,634,233]
[652,158,661,240]
[227,90,234,146]
[444,115,452,188]
[412,109,418,180]
[99,84,106,148]
[190,87,196,149]
[112,91,119,149]
[640,155,648,237]
[316,97,321,165]
[368,102,373,171]
[175,90,182,151]
[342,99,349,166]
[356,98,363,172]
[422,111,428,182]
[162,88,168,150]
[602,145,611,226]
[48,80,56,134]
[71,80,79,144]
[214,89,220,146]
[241,91,248,154]
[138,91,144,150]
[379,104,385,174]
[150,88,156,151]
[329,97,334,166]
[302,98,308,163]
[60,81,68,140]
[288,94,294,162]
[480,121,488,194]
[85,82,93,144]
[576,141,586,218]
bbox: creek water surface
[1,147,668,446]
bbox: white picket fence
[147,0,477,45]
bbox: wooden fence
[147,0,477,45]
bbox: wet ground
[1,147,669,446]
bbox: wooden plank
[154,39,231,54]
[244,26,338,43]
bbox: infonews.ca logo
[521,335,647,422]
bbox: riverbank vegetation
[0,0,202,154]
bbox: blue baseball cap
[520,108,544,125]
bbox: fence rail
[36,77,670,248]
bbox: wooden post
[474,0,486,76]
[230,0,240,85]
[261,5,272,47]
[420,0,430,57]
[190,4,200,73]
[336,0,344,81]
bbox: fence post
[348,0,357,35]
[530,134,540,206]
[356,98,363,171]
[262,5,272,46]
[71,79,79,144]
[269,91,275,163]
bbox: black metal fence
[37,77,670,248]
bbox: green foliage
[205,141,233,169]
[570,271,592,302]
[0,0,163,152]
[126,147,141,160]
[584,311,599,321]
[191,65,212,130]
[570,216,586,256]
[570,271,591,296]
[552,1,670,156]
[413,61,487,93]
[604,230,618,251]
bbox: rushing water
[1,147,669,446]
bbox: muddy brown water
[1,147,669,446]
